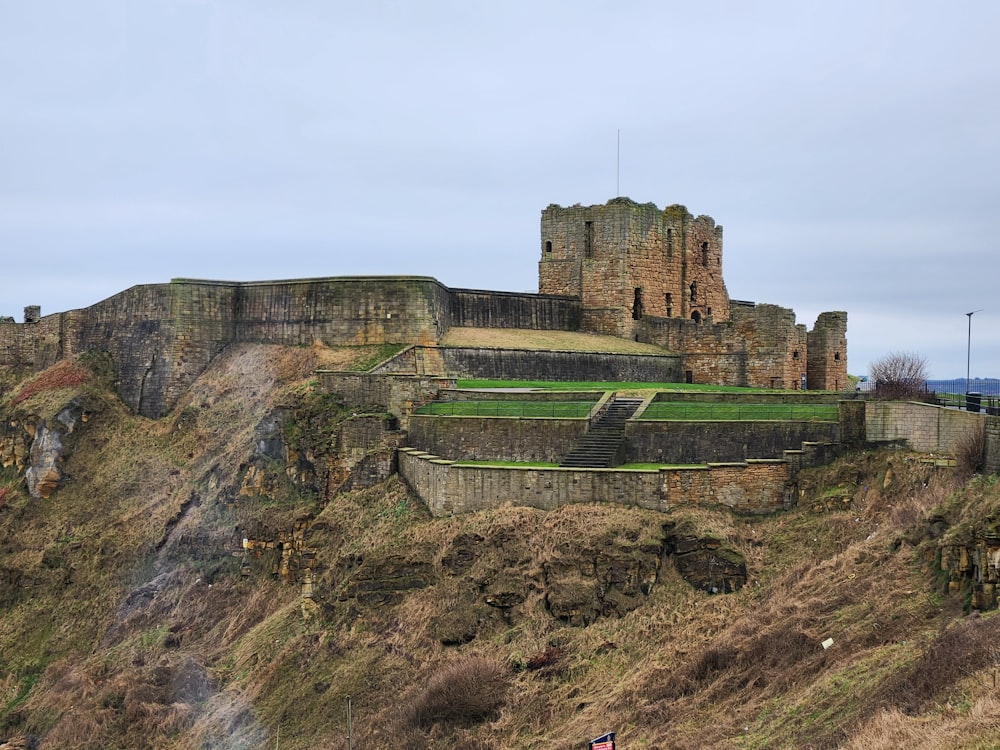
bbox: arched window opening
[834,352,841,361]
[701,241,709,266]
[793,350,800,360]
[545,240,552,254]
[691,311,702,323]
[690,283,697,303]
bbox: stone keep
[539,197,847,390]
[539,197,731,338]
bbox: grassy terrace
[638,402,839,421]
[414,400,598,418]
[451,460,707,469]
[455,379,754,392]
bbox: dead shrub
[687,647,734,683]
[954,423,985,479]
[401,656,509,730]
[525,645,566,675]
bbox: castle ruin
[0,198,847,417]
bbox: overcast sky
[2,1,998,379]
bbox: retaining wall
[317,372,450,428]
[399,448,791,516]
[624,421,841,463]
[406,416,587,463]
[437,347,681,382]
[865,401,982,454]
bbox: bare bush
[954,423,985,479]
[401,656,509,730]
[870,352,929,401]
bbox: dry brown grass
[4,342,996,750]
[8,359,89,408]
[844,695,1000,750]
[954,422,986,479]
[440,326,671,354]
[397,656,509,730]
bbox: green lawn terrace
[417,379,846,422]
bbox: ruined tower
[538,197,730,338]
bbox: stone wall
[624,421,842,463]
[635,303,843,390]
[233,276,452,346]
[317,372,449,428]
[449,289,580,330]
[436,347,682,383]
[538,198,729,337]
[807,311,849,391]
[985,416,1000,475]
[399,448,791,516]
[865,401,982,454]
[406,415,587,463]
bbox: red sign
[589,734,616,750]
[591,743,614,750]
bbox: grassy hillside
[0,346,998,749]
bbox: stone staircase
[559,397,644,468]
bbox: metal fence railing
[414,400,598,418]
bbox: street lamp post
[967,309,983,407]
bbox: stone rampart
[399,448,791,516]
[449,288,580,330]
[231,276,453,346]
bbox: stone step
[558,396,641,468]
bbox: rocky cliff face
[0,349,995,750]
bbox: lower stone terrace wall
[625,421,842,463]
[866,401,982,454]
[399,448,791,516]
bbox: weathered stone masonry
[540,198,847,390]
[0,197,848,417]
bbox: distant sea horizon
[925,378,1000,396]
